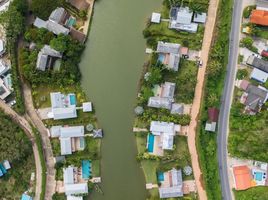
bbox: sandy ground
[187,0,219,199]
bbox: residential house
[151,12,161,23]
[63,166,88,198]
[250,9,268,26]
[49,7,70,25]
[247,55,268,73]
[148,82,176,109]
[3,74,12,91]
[170,103,184,115]
[50,125,85,155]
[250,68,268,83]
[70,27,86,43]
[157,41,181,71]
[0,59,10,76]
[49,92,77,120]
[193,13,207,23]
[0,39,5,56]
[0,78,11,100]
[232,166,253,190]
[159,168,184,198]
[241,84,268,114]
[169,7,198,33]
[67,0,90,11]
[150,121,178,150]
[205,108,219,132]
[257,0,268,11]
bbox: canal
[79,0,162,199]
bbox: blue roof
[21,194,33,200]
[0,164,7,174]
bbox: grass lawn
[141,160,159,184]
[234,187,268,200]
[51,138,61,156]
[92,160,100,177]
[135,132,148,154]
[144,22,205,50]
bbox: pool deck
[150,135,163,156]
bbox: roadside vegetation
[234,187,268,200]
[197,0,232,200]
[0,0,28,114]
[0,111,35,198]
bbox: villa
[156,41,180,71]
[36,45,62,71]
[240,84,268,114]
[0,78,11,100]
[147,121,181,156]
[0,59,10,76]
[63,166,88,199]
[50,125,85,155]
[169,7,198,33]
[148,82,176,110]
[250,68,268,83]
[158,168,184,198]
[49,92,78,120]
[247,55,268,73]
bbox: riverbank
[133,0,211,199]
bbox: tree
[147,67,163,85]
[236,69,248,80]
[50,34,69,53]
[31,0,60,20]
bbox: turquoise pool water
[80,137,85,149]
[67,18,76,27]
[254,172,264,181]
[69,94,76,105]
[158,53,165,63]
[82,160,92,179]
[157,172,164,182]
[147,134,154,153]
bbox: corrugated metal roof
[63,166,74,184]
[65,183,88,195]
[60,137,72,155]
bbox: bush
[236,69,248,80]
[243,5,256,19]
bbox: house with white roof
[63,166,88,198]
[49,92,78,120]
[149,121,180,151]
[50,125,85,155]
[36,45,62,71]
[0,59,10,76]
[157,41,181,71]
[0,78,11,100]
[0,39,5,56]
[250,68,268,83]
[169,7,198,33]
[159,168,184,198]
[193,13,207,23]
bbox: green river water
[79,0,162,199]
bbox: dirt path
[187,0,219,199]
[0,100,42,200]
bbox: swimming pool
[66,17,76,27]
[82,160,92,179]
[158,54,165,63]
[158,172,164,182]
[147,134,154,153]
[69,94,76,105]
[254,171,264,181]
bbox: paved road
[0,100,42,200]
[187,0,219,199]
[217,0,243,200]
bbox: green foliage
[198,0,233,199]
[139,86,154,104]
[0,112,34,199]
[243,5,256,19]
[236,69,248,80]
[24,28,54,44]
[146,67,164,86]
[240,37,258,53]
[52,193,66,200]
[234,187,268,200]
[31,0,60,20]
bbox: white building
[250,68,268,83]
[151,12,161,23]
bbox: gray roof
[205,122,217,132]
[63,166,74,184]
[169,21,198,33]
[161,82,176,99]
[55,156,65,163]
[247,55,268,73]
[171,103,184,114]
[46,21,70,35]
[49,7,67,24]
[60,126,84,138]
[162,134,174,150]
[36,45,62,71]
[50,92,64,108]
[167,53,180,71]
[257,0,268,10]
[150,121,175,135]
[245,85,268,112]
[50,126,62,137]
[159,169,183,198]
[193,13,207,23]
[250,68,268,83]
[65,183,88,195]
[0,60,10,76]
[148,97,172,110]
[53,107,77,120]
[0,78,10,100]
[176,7,193,24]
[33,17,47,29]
[60,137,72,155]
[157,41,180,54]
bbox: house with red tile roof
[233,165,253,190]
[250,10,268,26]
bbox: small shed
[208,108,219,122]
[83,102,92,112]
[171,103,184,115]
[205,122,217,132]
[3,160,11,170]
[193,13,207,23]
[151,12,161,23]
